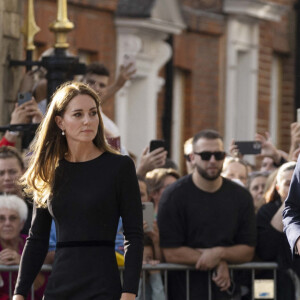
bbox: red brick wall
[173,31,225,140]
[257,12,295,153]
[174,0,295,154]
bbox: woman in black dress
[256,161,300,300]
[13,82,143,300]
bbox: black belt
[56,240,115,248]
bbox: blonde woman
[257,162,299,300]
[13,82,143,300]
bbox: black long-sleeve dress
[14,152,144,300]
[257,198,300,300]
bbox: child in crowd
[136,236,165,300]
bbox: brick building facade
[0,0,24,125]
[0,0,296,173]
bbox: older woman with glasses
[0,195,46,300]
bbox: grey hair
[0,195,28,222]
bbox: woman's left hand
[0,248,21,265]
[120,292,136,300]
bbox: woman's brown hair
[21,81,117,208]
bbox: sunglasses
[194,151,226,161]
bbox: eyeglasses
[194,151,226,161]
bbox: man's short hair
[0,146,24,170]
[193,129,223,145]
[86,62,110,77]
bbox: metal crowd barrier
[1,262,277,300]
[120,262,278,300]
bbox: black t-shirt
[157,175,256,300]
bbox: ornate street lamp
[8,0,85,147]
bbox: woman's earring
[62,130,65,136]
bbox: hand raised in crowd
[255,132,282,164]
[19,70,35,93]
[0,248,21,265]
[136,147,167,178]
[212,260,231,292]
[115,63,136,89]
[290,122,300,147]
[229,139,243,158]
[10,99,43,125]
[290,147,300,162]
[195,247,221,271]
[289,122,300,160]
[101,62,137,104]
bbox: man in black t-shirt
[157,129,256,300]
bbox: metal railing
[120,262,278,300]
[2,262,278,300]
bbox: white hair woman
[0,195,28,264]
[0,195,46,299]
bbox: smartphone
[142,202,154,232]
[297,108,300,123]
[235,141,262,155]
[149,139,165,152]
[17,92,32,105]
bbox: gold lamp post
[10,0,85,103]
[49,0,74,49]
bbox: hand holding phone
[234,141,262,155]
[149,140,165,152]
[142,202,154,232]
[297,108,300,123]
[17,92,32,106]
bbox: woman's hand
[10,99,43,125]
[229,139,243,158]
[120,292,136,300]
[0,248,21,265]
[136,147,167,177]
[12,295,25,300]
[255,132,282,164]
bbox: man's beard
[196,165,222,181]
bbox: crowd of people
[0,56,299,300]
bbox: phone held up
[142,202,154,232]
[235,141,262,155]
[297,108,300,123]
[149,139,165,152]
[17,92,32,106]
